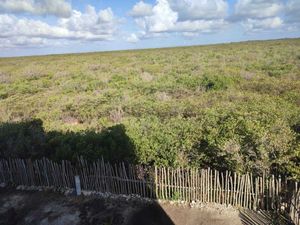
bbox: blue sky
[0,0,299,57]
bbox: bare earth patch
[0,188,268,225]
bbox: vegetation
[0,38,299,179]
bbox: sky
[0,0,299,57]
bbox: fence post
[155,165,158,199]
[75,175,81,196]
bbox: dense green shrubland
[0,39,299,179]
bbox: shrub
[193,104,299,176]
[125,117,203,167]
[0,119,46,159]
[261,62,293,78]
[0,120,136,163]
[109,106,124,123]
[200,74,235,91]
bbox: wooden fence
[0,157,299,224]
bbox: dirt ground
[0,188,264,225]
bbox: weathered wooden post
[75,175,81,196]
[155,165,158,199]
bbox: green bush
[261,62,293,78]
[195,107,298,176]
[200,74,235,91]
[125,116,203,167]
[0,119,46,159]
[0,120,136,163]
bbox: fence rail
[0,157,299,224]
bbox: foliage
[0,38,300,179]
[0,119,46,159]
[200,74,236,91]
[0,120,136,163]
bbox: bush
[261,62,293,78]
[0,120,136,163]
[0,119,46,159]
[192,105,299,176]
[125,117,203,167]
[200,74,235,91]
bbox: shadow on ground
[0,188,174,225]
[0,120,176,225]
[2,120,294,225]
[128,204,174,225]
[0,188,247,225]
[0,119,136,163]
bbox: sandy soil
[160,204,242,225]
[0,188,278,225]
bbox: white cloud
[129,1,153,17]
[0,5,121,49]
[59,5,118,38]
[129,0,228,39]
[0,14,69,39]
[145,0,178,33]
[0,36,47,49]
[234,0,283,19]
[171,19,227,33]
[0,0,72,18]
[1,0,297,50]
[168,0,228,21]
[99,7,114,22]
[232,0,287,32]
[242,17,283,32]
[126,33,139,43]
[182,32,199,38]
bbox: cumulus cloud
[59,6,118,39]
[129,0,228,41]
[231,0,287,31]
[129,0,300,39]
[234,0,283,19]
[242,17,283,32]
[126,33,139,43]
[0,5,120,48]
[129,1,153,17]
[1,0,298,50]
[145,0,178,33]
[0,0,72,17]
[168,0,228,21]
[0,14,69,39]
[171,19,227,33]
[0,36,47,49]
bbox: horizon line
[1,36,299,59]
